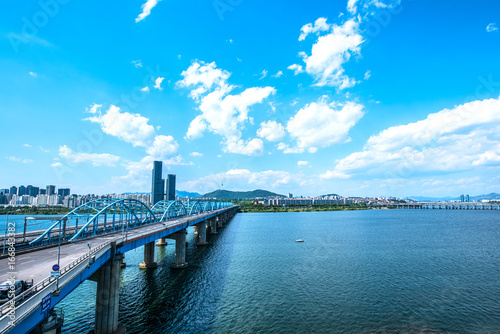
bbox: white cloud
[287,64,304,75]
[486,23,498,32]
[29,72,37,78]
[145,135,179,160]
[23,144,32,148]
[259,70,268,80]
[282,98,364,153]
[154,77,164,90]
[141,86,150,93]
[299,17,331,41]
[257,120,285,142]
[324,96,500,178]
[51,162,62,167]
[7,156,33,164]
[178,61,276,155]
[58,145,120,166]
[297,160,310,167]
[297,18,363,89]
[39,146,49,153]
[364,70,371,80]
[347,0,360,14]
[135,0,161,22]
[132,60,143,68]
[86,105,156,148]
[272,71,283,78]
[177,61,231,100]
[190,152,203,157]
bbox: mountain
[319,193,341,197]
[176,190,202,198]
[122,190,202,198]
[201,189,285,200]
[471,193,500,201]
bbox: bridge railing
[0,241,113,333]
[29,200,233,246]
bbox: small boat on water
[295,239,304,242]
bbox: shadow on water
[60,221,237,334]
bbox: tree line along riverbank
[234,201,375,213]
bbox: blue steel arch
[30,198,156,245]
[30,198,234,246]
[151,200,188,221]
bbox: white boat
[295,239,304,242]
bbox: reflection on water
[58,210,500,333]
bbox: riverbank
[235,201,374,213]
[0,206,71,215]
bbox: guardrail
[0,241,112,333]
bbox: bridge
[0,198,238,334]
[394,202,500,210]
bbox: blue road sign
[52,264,60,271]
[41,293,51,314]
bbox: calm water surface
[57,210,500,333]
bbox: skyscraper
[18,186,26,196]
[58,188,70,197]
[460,194,465,202]
[10,186,17,196]
[46,185,56,196]
[151,161,164,205]
[466,194,470,203]
[166,174,176,201]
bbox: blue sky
[1,0,500,197]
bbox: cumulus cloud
[190,152,203,157]
[145,135,179,160]
[299,17,331,41]
[154,77,164,90]
[86,104,156,148]
[257,120,286,142]
[178,61,276,155]
[287,64,304,75]
[135,0,161,22]
[322,96,500,179]
[141,86,150,93]
[280,97,364,153]
[486,23,498,32]
[58,145,120,166]
[296,18,363,89]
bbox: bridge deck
[0,210,218,286]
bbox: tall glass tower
[166,174,176,201]
[151,161,165,205]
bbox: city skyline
[2,0,500,197]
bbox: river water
[49,210,500,333]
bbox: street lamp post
[53,219,62,296]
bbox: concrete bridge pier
[90,246,125,334]
[169,230,188,268]
[217,216,223,228]
[209,218,217,235]
[156,237,168,246]
[195,222,208,246]
[139,242,158,269]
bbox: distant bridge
[0,199,238,334]
[394,202,500,210]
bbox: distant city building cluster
[0,184,72,207]
[260,195,360,206]
[151,161,176,205]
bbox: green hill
[201,189,285,200]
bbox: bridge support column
[217,216,223,228]
[195,222,207,246]
[169,230,188,268]
[94,253,125,334]
[156,237,168,246]
[209,218,217,235]
[139,242,157,269]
